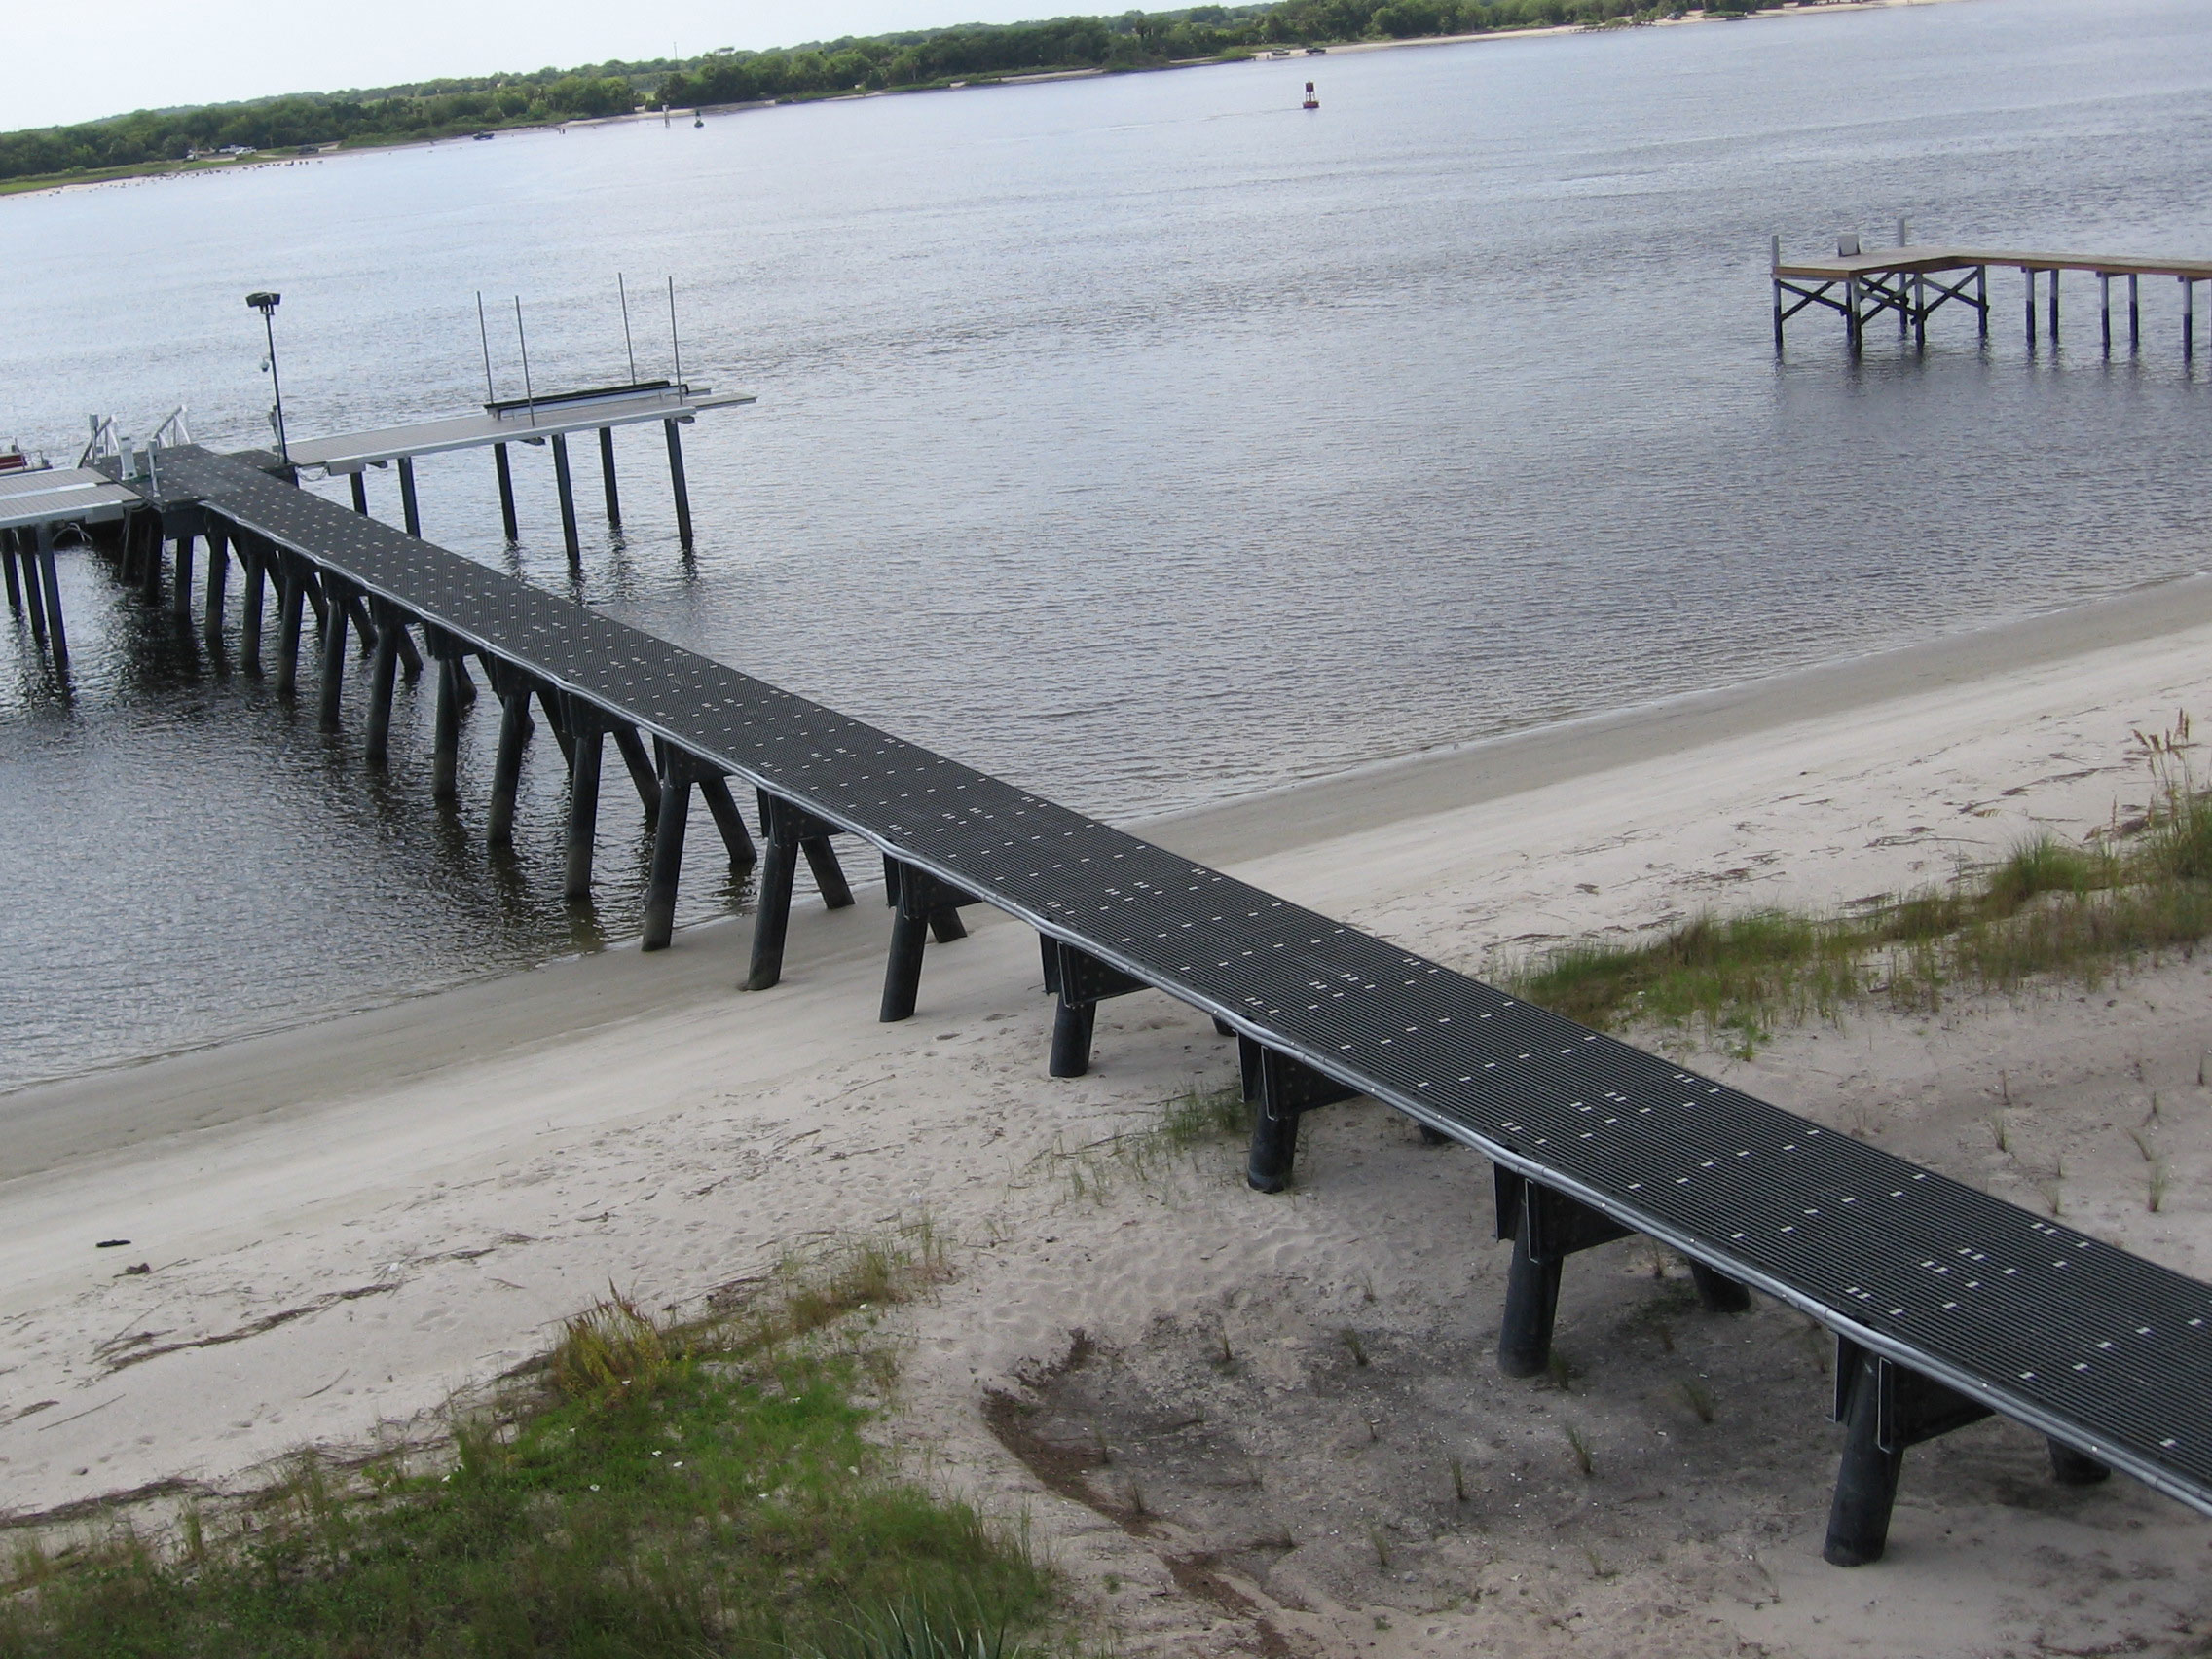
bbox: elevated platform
[283,380,755,476]
[55,443,2205,1568]
[0,466,144,533]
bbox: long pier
[6,442,2212,1568]
[1772,233,2212,355]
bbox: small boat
[1302,82,1319,110]
[0,442,45,474]
[472,130,496,141]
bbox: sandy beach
[6,574,2212,1656]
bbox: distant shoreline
[0,0,1967,203]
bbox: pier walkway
[1772,239,2212,355]
[11,443,2212,1567]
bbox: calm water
[5,0,2211,1089]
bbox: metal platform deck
[0,466,144,533]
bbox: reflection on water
[3,0,2210,1088]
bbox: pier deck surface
[129,446,2212,1522]
[0,466,144,533]
[1776,243,2212,281]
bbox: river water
[3,0,2209,1090]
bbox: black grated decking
[148,447,2212,1518]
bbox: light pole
[246,290,289,466]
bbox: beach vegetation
[0,1227,1052,1658]
[7,0,1726,193]
[1513,719,2212,1051]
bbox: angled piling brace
[398,457,422,538]
[362,602,405,767]
[493,443,520,542]
[20,535,50,646]
[879,860,982,1022]
[746,793,854,991]
[1241,1036,1359,1193]
[563,697,604,901]
[1041,939,1147,1077]
[350,472,369,515]
[316,574,353,729]
[551,433,582,567]
[643,749,697,951]
[609,724,661,822]
[1825,1344,1991,1566]
[1,532,21,614]
[696,773,757,866]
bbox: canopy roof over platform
[283,381,756,477]
[0,466,144,534]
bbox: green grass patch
[1513,720,2212,1052]
[0,1232,1051,1658]
[1029,1081,1249,1204]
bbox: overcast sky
[16,1,1060,131]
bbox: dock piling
[2100,274,2112,353]
[493,443,519,542]
[240,540,266,669]
[2025,269,2037,349]
[171,534,195,623]
[697,773,757,866]
[2048,269,2059,345]
[3,534,21,614]
[2130,274,2141,350]
[487,678,533,845]
[1770,235,1784,352]
[551,433,581,566]
[350,472,369,515]
[275,562,306,695]
[1976,266,1988,338]
[610,723,661,821]
[316,578,352,729]
[363,605,402,766]
[1844,275,1862,353]
[431,650,461,802]
[664,419,693,550]
[2186,277,2196,361]
[398,457,422,538]
[35,524,67,671]
[643,756,693,950]
[563,707,603,900]
[204,529,229,640]
[598,426,620,528]
[21,534,50,646]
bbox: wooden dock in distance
[1772,233,2212,356]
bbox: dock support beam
[609,724,661,822]
[1976,266,1988,338]
[1494,1172,1634,1377]
[2,533,21,615]
[879,861,977,1023]
[642,752,693,950]
[1770,235,1784,352]
[563,703,603,901]
[698,773,757,867]
[552,433,581,566]
[350,472,369,516]
[664,419,694,551]
[1844,275,1862,354]
[1242,1037,1358,1193]
[2047,268,2059,345]
[598,426,621,527]
[2130,274,2141,350]
[2025,269,2037,349]
[494,444,519,542]
[21,534,50,647]
[398,457,422,538]
[2186,277,2196,362]
[2100,273,2112,353]
[1040,938,1148,1077]
[431,646,462,803]
[1824,1343,1994,1567]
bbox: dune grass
[1513,719,2212,1052]
[0,1229,1051,1659]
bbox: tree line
[1,0,1746,186]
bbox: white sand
[5,582,2212,1654]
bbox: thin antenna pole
[476,291,498,404]
[514,296,537,426]
[618,275,638,385]
[667,276,683,389]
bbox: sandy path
[4,581,2212,1654]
